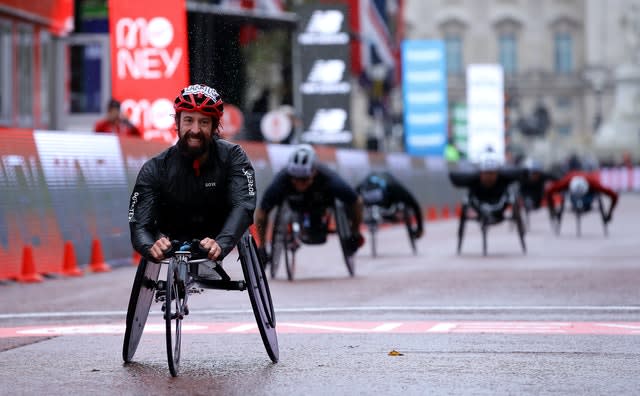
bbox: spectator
[94,98,142,137]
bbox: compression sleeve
[215,144,257,258]
[129,160,160,259]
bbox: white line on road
[1,305,640,320]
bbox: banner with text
[466,64,505,162]
[108,0,189,142]
[296,3,352,146]
[401,40,448,157]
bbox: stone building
[402,0,638,165]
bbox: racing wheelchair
[450,170,527,256]
[552,190,609,237]
[122,231,278,377]
[363,202,419,257]
[268,199,356,281]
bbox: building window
[556,96,572,108]
[557,124,572,135]
[17,23,34,127]
[40,30,52,128]
[0,19,12,125]
[445,34,463,75]
[498,33,517,75]
[554,32,573,73]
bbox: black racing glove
[346,232,365,254]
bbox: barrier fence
[1,129,638,282]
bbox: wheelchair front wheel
[239,233,279,363]
[123,258,161,363]
[165,258,185,377]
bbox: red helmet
[174,84,224,119]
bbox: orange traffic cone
[62,241,83,277]
[441,205,451,219]
[18,245,43,283]
[427,206,438,221]
[454,203,462,218]
[89,238,111,273]
[132,250,142,266]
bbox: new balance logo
[301,60,351,95]
[298,9,349,45]
[308,108,347,133]
[305,10,343,34]
[302,108,352,144]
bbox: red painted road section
[1,321,640,338]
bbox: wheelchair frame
[268,199,355,281]
[122,231,278,377]
[457,187,526,256]
[364,202,418,258]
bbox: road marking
[2,321,640,338]
[2,305,640,320]
[427,323,457,333]
[227,323,257,332]
[372,323,403,332]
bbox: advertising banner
[0,130,63,279]
[296,4,352,146]
[401,40,448,157]
[466,64,505,162]
[34,132,131,266]
[108,0,190,142]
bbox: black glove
[413,228,424,239]
[346,233,365,254]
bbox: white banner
[466,64,505,163]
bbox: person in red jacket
[545,171,618,223]
[94,98,142,137]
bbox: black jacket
[128,138,256,260]
[259,163,358,214]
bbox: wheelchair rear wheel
[239,233,279,363]
[334,200,355,277]
[123,258,161,363]
[270,205,286,279]
[403,206,418,255]
[457,204,467,254]
[597,194,608,236]
[283,226,296,281]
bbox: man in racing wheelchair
[355,171,424,256]
[544,170,618,234]
[449,150,526,255]
[519,158,557,211]
[254,144,364,269]
[129,83,257,267]
[124,84,278,370]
